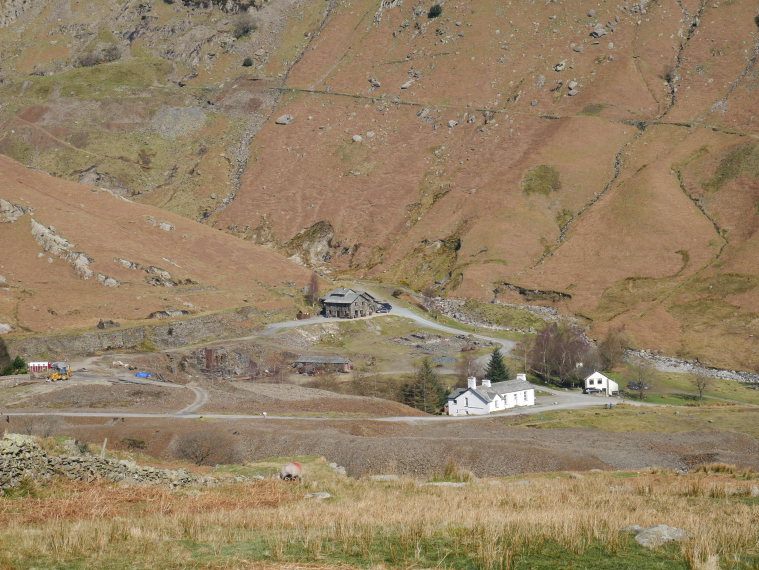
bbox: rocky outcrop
[0,0,36,28]
[0,433,242,490]
[30,219,119,287]
[0,198,27,223]
[626,349,759,384]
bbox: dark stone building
[322,288,379,318]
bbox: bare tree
[690,373,711,400]
[512,337,533,375]
[528,323,592,387]
[306,272,320,307]
[598,326,632,370]
[174,431,235,466]
[455,352,481,388]
[629,359,654,400]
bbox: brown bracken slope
[0,154,310,334]
[1,0,759,368]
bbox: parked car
[584,387,601,394]
[376,303,392,313]
[627,382,649,391]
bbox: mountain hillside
[1,0,759,368]
[0,154,309,335]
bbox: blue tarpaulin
[135,372,152,378]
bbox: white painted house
[584,371,619,395]
[447,374,536,416]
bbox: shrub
[76,45,120,68]
[428,4,443,18]
[233,14,258,39]
[174,431,237,465]
[121,438,147,451]
[391,289,403,298]
[755,14,759,28]
[2,355,27,376]
[242,57,253,67]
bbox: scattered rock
[370,474,400,482]
[0,275,5,284]
[96,319,120,330]
[419,481,469,487]
[304,491,332,499]
[400,79,414,89]
[588,9,596,17]
[626,524,690,549]
[368,77,381,88]
[554,61,565,71]
[447,119,458,128]
[567,89,579,96]
[530,99,538,106]
[0,324,12,334]
[573,45,584,52]
[590,24,606,38]
[504,479,532,486]
[352,134,363,143]
[275,114,294,125]
[569,473,583,479]
[567,80,578,89]
[158,222,175,232]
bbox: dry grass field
[1,455,757,569]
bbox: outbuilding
[584,371,619,395]
[292,355,352,374]
[447,374,536,416]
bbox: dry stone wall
[0,433,243,491]
[6,306,267,361]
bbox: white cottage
[447,374,536,416]
[584,371,619,395]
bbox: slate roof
[323,288,379,305]
[447,379,533,403]
[294,355,352,364]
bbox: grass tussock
[0,469,757,568]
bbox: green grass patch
[579,103,608,116]
[521,164,561,195]
[459,299,547,331]
[703,142,759,191]
[500,404,759,438]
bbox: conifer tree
[400,358,446,414]
[484,348,510,383]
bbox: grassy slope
[1,452,757,569]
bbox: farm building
[292,355,352,374]
[584,371,619,395]
[322,288,379,318]
[446,374,535,416]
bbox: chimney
[467,376,477,389]
[482,378,491,387]
[516,373,527,382]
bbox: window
[588,379,594,385]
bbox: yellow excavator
[49,362,72,382]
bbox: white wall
[585,372,619,394]
[448,391,491,416]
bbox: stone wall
[0,433,243,491]
[5,306,271,361]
